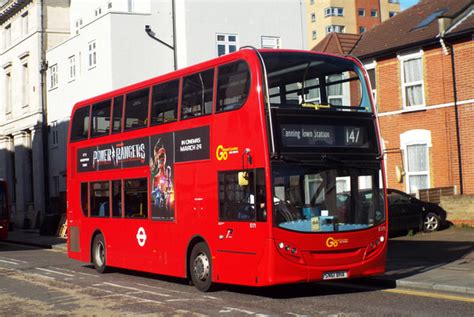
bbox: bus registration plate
[322,271,348,280]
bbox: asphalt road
[0,242,472,316]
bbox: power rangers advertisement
[76,126,210,222]
[149,133,175,220]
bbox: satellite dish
[395,165,405,183]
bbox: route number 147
[345,127,361,145]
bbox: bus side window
[216,60,251,112]
[218,169,266,222]
[112,96,123,134]
[80,182,89,217]
[181,69,214,119]
[151,79,179,125]
[112,180,122,217]
[90,181,110,217]
[125,88,149,131]
[124,178,148,218]
[91,99,111,137]
[71,106,90,141]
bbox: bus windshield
[272,163,385,233]
[262,52,372,112]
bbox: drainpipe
[39,0,50,224]
[439,18,463,194]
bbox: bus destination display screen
[280,124,368,148]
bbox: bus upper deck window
[181,69,214,119]
[151,80,179,125]
[125,88,150,131]
[91,99,111,137]
[70,106,90,142]
[216,60,251,112]
[112,96,124,133]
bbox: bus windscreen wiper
[302,102,367,111]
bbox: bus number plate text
[322,271,348,280]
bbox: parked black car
[387,188,447,234]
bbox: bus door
[216,168,267,285]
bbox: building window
[311,12,316,22]
[127,0,135,12]
[21,11,29,36]
[75,19,83,35]
[325,7,344,17]
[88,40,97,68]
[22,62,29,107]
[389,11,397,18]
[4,24,11,47]
[371,9,378,17]
[68,55,76,81]
[216,33,238,56]
[325,25,345,34]
[359,26,366,33]
[51,121,59,146]
[358,9,365,16]
[261,36,281,49]
[364,61,377,109]
[4,70,12,114]
[401,130,431,194]
[400,51,425,108]
[49,64,58,90]
[312,30,317,40]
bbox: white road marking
[0,256,27,263]
[0,260,19,265]
[36,267,75,277]
[220,307,255,315]
[101,282,172,297]
[135,283,192,295]
[31,273,56,280]
[50,267,97,277]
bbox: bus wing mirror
[238,172,249,187]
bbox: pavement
[4,226,474,296]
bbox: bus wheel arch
[186,236,213,292]
[90,230,107,273]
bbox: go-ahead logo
[326,237,349,248]
[216,145,239,161]
[136,227,147,247]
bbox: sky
[400,0,419,10]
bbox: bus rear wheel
[190,242,213,292]
[92,234,107,273]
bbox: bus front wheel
[92,234,107,273]
[190,242,213,292]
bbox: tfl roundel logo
[136,227,147,247]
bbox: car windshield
[261,52,372,112]
[272,163,385,233]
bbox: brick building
[314,0,473,195]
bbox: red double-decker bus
[0,179,9,240]
[67,49,387,291]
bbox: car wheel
[190,242,213,292]
[92,234,107,273]
[423,212,441,232]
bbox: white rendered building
[0,0,69,229]
[46,0,307,206]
